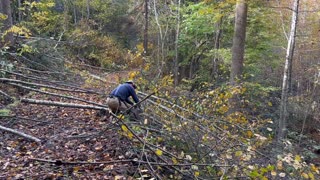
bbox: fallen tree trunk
[21,98,108,111]
[0,125,41,143]
[0,78,99,94]
[9,82,108,108]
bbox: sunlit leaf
[121,125,128,132]
[235,151,242,157]
[155,149,163,156]
[295,155,301,162]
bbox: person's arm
[125,98,134,105]
[130,89,139,103]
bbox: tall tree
[230,0,248,85]
[174,0,181,87]
[0,0,13,47]
[277,0,300,143]
[143,0,149,56]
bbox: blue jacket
[110,83,139,105]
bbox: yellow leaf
[235,151,243,157]
[308,172,315,180]
[311,164,317,172]
[194,171,200,177]
[73,166,80,172]
[301,172,309,179]
[155,149,163,156]
[268,102,273,106]
[172,157,178,165]
[127,132,133,139]
[121,125,128,132]
[295,155,301,162]
[246,131,253,138]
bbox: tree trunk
[278,0,300,143]
[174,0,181,87]
[230,0,248,85]
[86,0,90,19]
[18,0,22,22]
[211,16,223,81]
[0,0,14,47]
[143,0,149,56]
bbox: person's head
[125,80,137,89]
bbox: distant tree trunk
[143,0,149,56]
[174,0,181,87]
[230,0,247,85]
[211,16,223,81]
[86,0,90,19]
[18,0,22,22]
[0,0,14,47]
[278,0,300,143]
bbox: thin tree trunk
[211,16,223,81]
[86,0,90,19]
[143,0,149,56]
[230,0,248,85]
[278,0,300,143]
[174,0,181,87]
[18,0,22,22]
[0,0,14,47]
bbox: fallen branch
[0,90,13,100]
[0,78,99,94]
[0,125,41,143]
[29,157,227,167]
[9,82,108,108]
[1,69,100,94]
[21,98,108,111]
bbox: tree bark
[278,0,300,143]
[0,0,14,47]
[230,0,248,85]
[0,125,41,143]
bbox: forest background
[0,0,319,179]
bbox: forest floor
[0,67,142,179]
